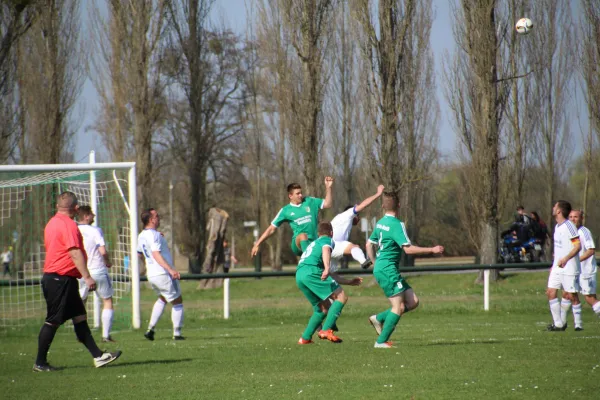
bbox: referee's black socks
[36,323,59,365]
[74,320,103,358]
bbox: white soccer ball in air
[515,18,533,35]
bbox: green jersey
[297,236,334,270]
[368,214,411,266]
[271,196,324,240]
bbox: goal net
[0,162,140,332]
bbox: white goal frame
[0,161,141,329]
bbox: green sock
[322,301,344,331]
[301,309,326,340]
[300,240,310,252]
[376,308,391,324]
[376,311,400,344]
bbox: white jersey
[331,207,357,242]
[578,226,597,276]
[137,228,174,278]
[552,220,581,275]
[78,224,107,274]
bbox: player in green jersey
[296,222,358,344]
[366,192,444,348]
[251,177,333,258]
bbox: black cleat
[361,259,373,270]
[94,351,122,368]
[144,329,155,341]
[575,326,584,331]
[547,323,567,331]
[32,363,57,372]
[173,335,185,340]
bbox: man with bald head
[33,191,121,372]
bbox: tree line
[1,1,599,281]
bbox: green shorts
[373,262,412,298]
[291,235,312,256]
[296,265,340,307]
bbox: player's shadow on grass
[113,358,195,368]
[424,339,501,346]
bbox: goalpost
[0,157,140,330]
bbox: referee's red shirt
[44,213,87,278]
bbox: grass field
[1,271,599,399]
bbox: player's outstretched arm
[322,176,334,209]
[330,271,363,286]
[251,225,277,257]
[355,185,385,213]
[403,245,444,256]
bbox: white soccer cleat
[369,315,383,335]
[94,351,122,368]
[374,341,393,349]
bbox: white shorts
[148,274,182,302]
[331,241,351,259]
[547,268,580,293]
[579,274,597,296]
[79,272,114,300]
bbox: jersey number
[397,281,403,289]
[299,242,316,261]
[378,232,384,250]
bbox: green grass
[2,271,600,399]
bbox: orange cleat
[318,329,343,343]
[298,338,313,345]
[374,341,393,348]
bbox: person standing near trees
[251,177,334,258]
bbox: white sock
[573,303,583,328]
[149,299,166,330]
[350,247,367,264]
[549,298,562,327]
[560,299,571,326]
[592,301,600,317]
[102,309,113,338]
[172,304,184,336]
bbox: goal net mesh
[0,169,133,332]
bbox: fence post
[484,269,490,311]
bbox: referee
[34,191,121,371]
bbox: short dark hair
[287,183,302,193]
[382,192,399,211]
[556,200,571,219]
[57,191,78,209]
[141,208,156,226]
[516,205,525,211]
[78,205,93,219]
[318,221,333,236]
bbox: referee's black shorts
[42,273,87,325]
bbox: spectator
[2,246,12,277]
[530,211,549,247]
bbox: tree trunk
[198,207,229,289]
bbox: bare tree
[16,0,84,163]
[277,0,336,195]
[445,0,515,282]
[90,0,167,207]
[352,0,438,248]
[580,0,600,213]
[526,0,574,226]
[165,0,244,272]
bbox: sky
[72,0,585,164]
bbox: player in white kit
[77,206,116,342]
[564,210,600,328]
[546,200,581,331]
[138,208,185,340]
[329,185,386,272]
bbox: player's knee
[335,291,348,304]
[171,296,183,305]
[72,314,87,324]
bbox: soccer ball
[515,18,533,35]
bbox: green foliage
[2,272,598,399]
